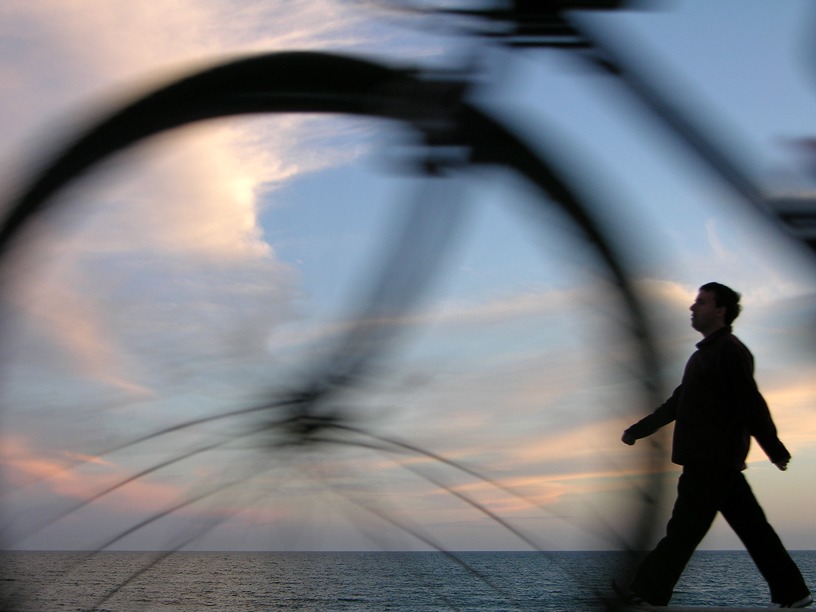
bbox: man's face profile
[689,290,724,336]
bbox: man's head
[690,282,741,336]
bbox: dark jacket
[625,326,790,470]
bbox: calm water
[2,550,815,610]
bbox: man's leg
[720,473,810,606]
[630,466,721,605]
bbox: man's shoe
[612,579,647,605]
[774,593,813,608]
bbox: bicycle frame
[2,2,814,609]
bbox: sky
[2,0,816,555]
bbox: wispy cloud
[0,1,388,406]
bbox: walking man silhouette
[615,282,811,608]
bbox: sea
[2,550,815,611]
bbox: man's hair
[699,282,741,325]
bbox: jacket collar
[696,325,732,349]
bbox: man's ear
[716,306,726,322]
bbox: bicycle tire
[0,50,666,609]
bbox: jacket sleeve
[625,385,681,440]
[721,341,790,464]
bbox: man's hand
[775,457,790,471]
[621,431,636,446]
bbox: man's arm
[621,386,681,445]
[722,340,791,466]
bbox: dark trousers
[631,464,809,605]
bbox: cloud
[704,217,732,262]
[0,0,443,414]
[4,3,816,554]
[0,2,388,409]
[5,256,156,399]
[0,433,181,509]
[762,379,816,449]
